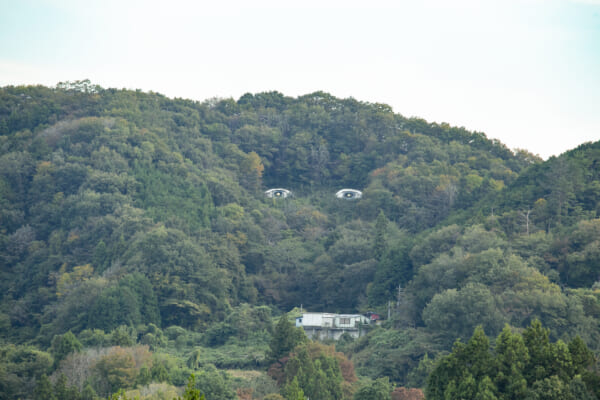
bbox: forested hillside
[1,82,599,399]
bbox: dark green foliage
[348,328,441,385]
[109,325,136,346]
[192,365,236,400]
[33,373,82,400]
[373,210,388,261]
[151,361,170,383]
[86,274,159,332]
[368,243,412,308]
[88,287,141,332]
[406,353,436,389]
[2,84,600,397]
[277,342,351,400]
[558,219,600,286]
[0,344,54,399]
[50,330,82,367]
[77,329,110,347]
[202,304,273,346]
[267,314,307,364]
[132,164,214,232]
[281,376,306,400]
[422,282,505,341]
[426,321,598,400]
[353,378,392,400]
[33,374,56,400]
[475,141,600,236]
[178,374,206,400]
[53,373,81,400]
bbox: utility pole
[397,284,404,307]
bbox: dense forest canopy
[1,82,599,399]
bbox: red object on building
[365,311,381,321]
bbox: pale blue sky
[1,0,599,159]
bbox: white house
[295,312,371,340]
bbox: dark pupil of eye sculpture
[345,192,353,198]
[275,191,282,196]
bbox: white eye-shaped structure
[265,188,292,198]
[335,189,362,199]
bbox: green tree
[522,319,552,383]
[426,329,493,400]
[494,325,529,398]
[279,343,350,400]
[178,374,206,400]
[267,314,307,364]
[373,210,388,261]
[50,331,82,368]
[34,374,56,400]
[530,375,570,400]
[264,395,286,400]
[368,240,412,309]
[353,378,392,400]
[53,373,80,400]
[88,286,141,332]
[426,320,598,400]
[110,325,136,346]
[422,283,504,342]
[194,365,236,400]
[282,376,306,400]
[92,347,137,396]
[151,360,170,383]
[406,353,436,388]
[187,348,202,370]
[240,151,264,194]
[569,375,596,400]
[569,335,595,375]
[474,376,498,400]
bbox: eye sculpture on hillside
[335,189,362,199]
[265,188,292,198]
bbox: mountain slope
[1,83,599,397]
